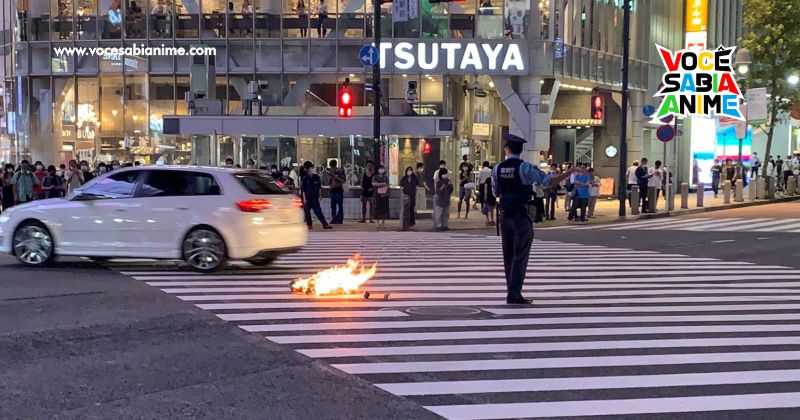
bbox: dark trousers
[711,176,720,195]
[304,198,328,227]
[408,193,416,225]
[570,197,588,221]
[751,165,760,178]
[533,196,544,223]
[784,171,793,188]
[500,215,534,300]
[330,189,344,223]
[638,183,649,213]
[316,14,327,37]
[545,191,557,219]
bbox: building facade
[0,0,743,189]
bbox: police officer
[492,134,572,304]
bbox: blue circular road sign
[359,45,379,67]
[643,104,655,117]
[656,124,675,142]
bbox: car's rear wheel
[182,227,226,273]
[246,252,280,266]
[12,221,55,267]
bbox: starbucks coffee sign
[378,41,528,75]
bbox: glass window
[150,0,173,38]
[139,170,221,196]
[99,75,124,160]
[125,0,146,38]
[235,173,289,195]
[76,78,100,163]
[76,0,98,40]
[79,170,141,199]
[51,0,73,41]
[102,0,123,39]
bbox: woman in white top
[64,159,84,195]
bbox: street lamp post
[617,0,631,217]
[734,47,752,166]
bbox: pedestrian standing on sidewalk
[433,168,453,231]
[64,159,84,195]
[300,161,332,230]
[359,161,375,223]
[588,168,600,218]
[12,160,39,204]
[415,162,428,213]
[278,166,296,193]
[636,157,649,213]
[545,164,558,220]
[433,160,447,192]
[751,152,762,179]
[41,165,64,199]
[328,160,346,224]
[457,163,473,219]
[33,161,46,199]
[372,165,390,230]
[710,159,722,198]
[776,156,784,188]
[399,166,418,230]
[480,167,496,227]
[492,134,571,304]
[626,160,639,208]
[80,160,95,183]
[1,164,15,211]
[532,181,545,223]
[783,158,794,190]
[569,163,591,222]
[647,160,663,212]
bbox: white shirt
[589,176,600,197]
[648,167,662,188]
[626,165,639,184]
[477,167,492,185]
[751,155,761,167]
[317,3,328,14]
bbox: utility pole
[373,2,382,164]
[617,0,631,217]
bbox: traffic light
[591,95,604,120]
[338,88,353,118]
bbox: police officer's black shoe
[507,297,533,305]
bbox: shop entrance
[551,127,595,165]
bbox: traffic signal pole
[373,1,382,163]
[618,0,631,217]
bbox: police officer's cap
[502,133,527,144]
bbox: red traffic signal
[591,95,604,120]
[338,89,353,118]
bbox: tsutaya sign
[378,41,528,75]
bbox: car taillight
[293,198,303,208]
[237,199,273,212]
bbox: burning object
[290,253,377,296]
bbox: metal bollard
[767,177,777,199]
[723,180,732,204]
[735,181,744,202]
[748,178,757,201]
[757,176,766,199]
[788,176,797,196]
[681,183,689,209]
[696,182,704,207]
[668,183,676,211]
[631,186,640,215]
[648,187,658,213]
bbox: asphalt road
[537,201,800,269]
[3,203,800,419]
[0,255,437,419]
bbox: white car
[0,166,307,272]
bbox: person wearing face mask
[458,163,474,219]
[12,160,40,205]
[359,161,375,223]
[42,165,64,199]
[372,165,390,230]
[269,164,280,179]
[33,161,47,199]
[80,160,95,183]
[432,160,447,192]
[1,163,15,211]
[245,158,256,169]
[399,166,419,230]
[64,159,84,195]
[97,162,109,176]
[224,157,234,168]
[492,134,572,305]
[433,168,453,231]
[327,160,346,224]
[278,166,296,192]
[57,163,66,179]
[110,160,122,171]
[415,162,428,212]
[300,161,332,230]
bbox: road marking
[424,392,800,419]
[711,239,736,243]
[378,369,800,396]
[215,310,409,321]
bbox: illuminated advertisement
[690,116,752,185]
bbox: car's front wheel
[182,227,227,273]
[12,221,55,267]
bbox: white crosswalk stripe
[104,232,800,419]
[541,217,800,233]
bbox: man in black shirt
[300,161,332,230]
[635,157,649,213]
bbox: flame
[290,253,377,296]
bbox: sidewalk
[319,189,800,233]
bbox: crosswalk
[106,232,800,419]
[541,216,800,233]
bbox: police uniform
[492,134,552,304]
